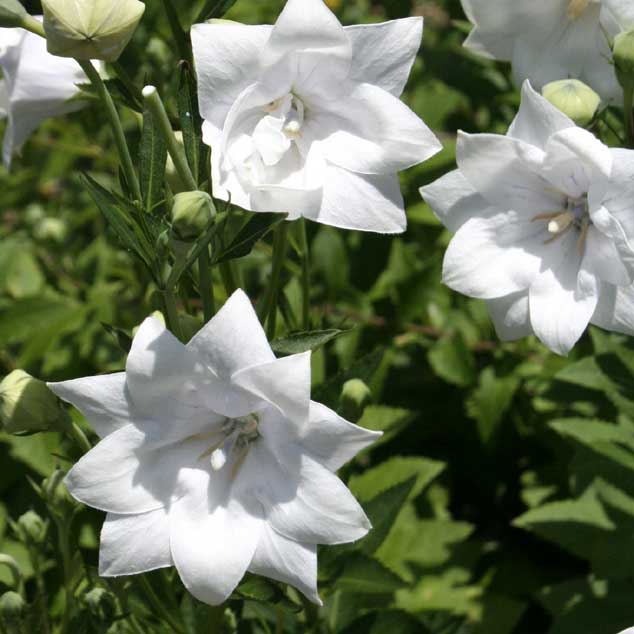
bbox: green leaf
[270,329,351,355]
[428,333,476,387]
[177,62,205,185]
[101,322,133,353]
[139,104,167,214]
[356,406,416,447]
[341,611,429,634]
[2,432,60,476]
[195,0,237,22]
[234,574,302,613]
[337,554,406,595]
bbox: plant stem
[138,576,185,634]
[66,420,92,455]
[142,86,198,190]
[624,85,634,148]
[298,218,311,330]
[198,244,215,321]
[77,61,142,202]
[162,289,184,341]
[160,0,192,63]
[265,222,289,339]
[206,605,224,633]
[20,15,45,37]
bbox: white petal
[529,234,599,355]
[170,468,263,605]
[48,373,130,438]
[460,0,516,60]
[486,292,533,341]
[592,282,634,336]
[457,131,558,217]
[313,82,441,175]
[99,509,172,576]
[581,226,631,287]
[191,23,272,132]
[0,80,7,119]
[249,524,321,605]
[232,352,311,424]
[420,169,497,233]
[300,401,381,471]
[345,18,422,97]
[313,166,406,234]
[507,80,575,150]
[187,289,274,377]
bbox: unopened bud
[16,511,46,546]
[171,191,215,241]
[42,0,145,61]
[0,0,26,28]
[33,217,67,243]
[0,592,26,626]
[84,587,116,623]
[0,370,68,434]
[542,79,601,127]
[340,379,372,421]
[614,29,634,92]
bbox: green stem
[160,0,192,63]
[20,15,45,37]
[65,420,92,455]
[77,60,142,201]
[198,245,215,321]
[298,218,311,330]
[624,85,634,148]
[138,577,185,634]
[142,86,198,190]
[162,289,184,341]
[265,223,289,339]
[205,605,224,633]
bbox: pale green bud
[614,29,634,92]
[171,191,215,241]
[16,511,46,546]
[0,592,26,626]
[340,379,372,421]
[42,0,145,61]
[33,217,68,243]
[0,370,67,434]
[84,588,116,623]
[0,0,26,28]
[542,79,601,127]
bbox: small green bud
[33,217,68,243]
[0,370,68,434]
[0,0,27,28]
[24,204,46,226]
[84,588,116,623]
[42,0,145,61]
[340,378,372,421]
[542,79,601,127]
[171,191,215,241]
[0,592,26,626]
[614,29,634,92]
[16,511,46,546]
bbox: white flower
[461,0,634,103]
[420,81,634,356]
[191,0,441,234]
[0,20,88,166]
[49,290,380,605]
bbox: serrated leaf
[140,105,167,214]
[337,554,406,595]
[270,329,350,355]
[428,333,476,387]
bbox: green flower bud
[0,592,26,626]
[42,0,145,61]
[0,0,26,28]
[615,30,634,92]
[83,588,116,623]
[171,191,215,241]
[33,217,68,243]
[542,79,601,127]
[16,511,47,546]
[340,378,372,422]
[0,370,68,434]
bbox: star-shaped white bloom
[49,290,380,605]
[461,0,634,103]
[0,20,89,166]
[421,81,634,356]
[191,0,441,234]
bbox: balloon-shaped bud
[16,511,47,546]
[340,378,372,422]
[0,592,26,626]
[614,29,634,92]
[542,79,601,127]
[0,0,26,28]
[41,0,145,61]
[170,191,215,241]
[0,370,68,434]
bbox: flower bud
[170,191,215,241]
[0,370,68,434]
[0,0,26,28]
[42,0,145,61]
[84,587,116,624]
[614,29,634,92]
[0,592,26,626]
[542,79,601,127]
[340,378,372,422]
[16,511,47,546]
[33,217,68,243]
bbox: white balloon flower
[461,0,634,103]
[421,81,634,356]
[191,0,441,233]
[0,21,89,166]
[49,290,380,605]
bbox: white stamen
[210,448,227,471]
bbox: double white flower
[191,0,441,233]
[50,290,380,605]
[461,0,634,102]
[0,20,88,166]
[421,81,634,355]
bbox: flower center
[264,94,305,139]
[196,414,260,480]
[567,0,590,19]
[532,194,591,255]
